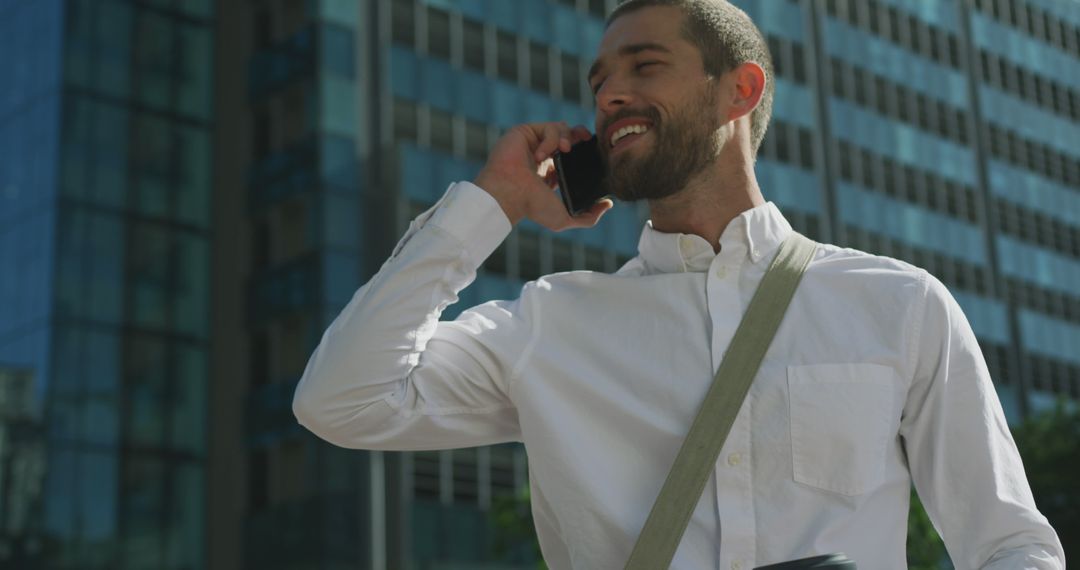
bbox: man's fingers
[570,125,593,144]
[534,196,613,231]
[571,199,614,227]
[533,122,572,162]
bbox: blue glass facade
[1,0,213,567]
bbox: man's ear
[726,62,766,122]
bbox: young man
[293,0,1064,567]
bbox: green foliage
[490,485,546,570]
[907,487,950,569]
[1010,400,1080,562]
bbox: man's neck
[646,158,765,254]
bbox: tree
[1010,400,1080,561]
[907,487,950,569]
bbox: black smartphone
[553,136,609,216]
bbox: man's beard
[600,87,723,203]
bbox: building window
[463,18,484,72]
[464,119,488,161]
[852,66,867,106]
[393,98,418,142]
[452,448,479,504]
[588,0,606,19]
[798,128,814,170]
[413,451,440,500]
[774,122,790,163]
[390,0,415,48]
[496,30,517,83]
[529,41,550,94]
[872,76,888,115]
[791,43,807,84]
[429,108,453,153]
[768,36,784,79]
[885,6,900,43]
[561,53,582,103]
[426,6,451,59]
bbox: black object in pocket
[754,553,856,569]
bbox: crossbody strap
[624,232,818,570]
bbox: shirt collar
[635,202,793,274]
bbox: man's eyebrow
[586,42,673,86]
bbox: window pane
[126,335,167,446]
[561,53,581,102]
[130,224,170,329]
[134,11,174,112]
[529,41,549,93]
[164,463,204,566]
[172,346,207,453]
[80,450,119,542]
[391,0,414,47]
[496,31,517,83]
[465,120,487,160]
[427,7,451,59]
[430,108,453,153]
[320,24,355,78]
[131,114,173,218]
[177,22,212,120]
[791,43,806,84]
[176,125,211,227]
[173,233,209,337]
[122,456,165,567]
[394,98,418,142]
[463,18,484,72]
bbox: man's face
[588,6,727,202]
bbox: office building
[0,0,214,567]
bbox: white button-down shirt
[293,182,1063,569]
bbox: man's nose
[595,76,634,115]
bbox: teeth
[610,124,650,147]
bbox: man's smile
[610,128,650,155]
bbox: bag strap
[624,232,818,570]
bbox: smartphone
[553,136,609,216]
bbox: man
[293,0,1064,567]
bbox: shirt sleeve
[899,272,1065,569]
[292,181,536,451]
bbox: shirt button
[727,453,741,467]
[732,561,743,570]
[679,235,694,253]
[714,266,728,279]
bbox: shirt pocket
[787,363,894,496]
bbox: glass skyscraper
[1,0,1077,568]
[1,0,214,567]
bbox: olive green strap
[624,232,818,570]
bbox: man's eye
[635,61,660,71]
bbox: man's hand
[473,122,614,230]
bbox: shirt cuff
[429,181,514,266]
